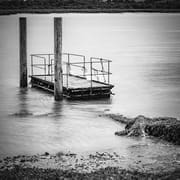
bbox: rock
[20,159,25,163]
[44,152,49,156]
[115,130,128,136]
[12,111,33,117]
[102,113,133,124]
[111,114,180,144]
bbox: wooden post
[19,17,27,88]
[54,18,63,100]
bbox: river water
[0,13,180,169]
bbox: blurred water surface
[0,14,180,166]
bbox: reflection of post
[54,17,63,101]
[19,17,27,88]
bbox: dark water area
[0,14,180,171]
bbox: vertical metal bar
[83,56,85,77]
[90,58,92,94]
[100,58,106,83]
[44,57,46,80]
[108,60,110,84]
[51,58,53,82]
[66,63,68,88]
[68,54,70,88]
[68,53,70,71]
[31,55,33,76]
[48,54,50,75]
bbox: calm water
[0,13,180,163]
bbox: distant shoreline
[0,8,180,15]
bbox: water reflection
[15,88,33,117]
[52,101,63,118]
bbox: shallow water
[0,13,180,169]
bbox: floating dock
[30,53,114,99]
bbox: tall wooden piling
[19,17,27,88]
[54,17,63,100]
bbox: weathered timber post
[19,17,27,88]
[54,17,63,100]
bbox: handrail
[30,53,112,86]
[68,61,110,64]
[90,57,112,62]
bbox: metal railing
[30,53,112,89]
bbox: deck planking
[30,75,113,99]
[32,75,110,89]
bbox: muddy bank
[0,152,180,179]
[104,114,180,145]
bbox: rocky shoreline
[0,152,180,179]
[0,114,180,179]
[103,114,180,145]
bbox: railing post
[68,53,70,74]
[66,63,68,88]
[44,58,46,80]
[31,55,33,76]
[83,56,85,77]
[90,58,92,94]
[48,54,50,75]
[19,17,27,88]
[51,58,53,82]
[54,17,63,101]
[67,54,70,88]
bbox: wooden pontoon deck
[31,75,114,99]
[30,53,114,99]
